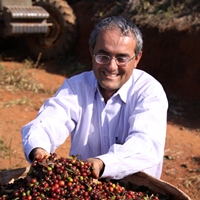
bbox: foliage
[0,138,9,159]
[0,63,45,93]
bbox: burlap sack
[0,167,191,200]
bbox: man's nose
[107,58,118,71]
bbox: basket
[118,171,191,200]
[0,166,30,184]
[0,167,191,200]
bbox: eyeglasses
[93,54,136,66]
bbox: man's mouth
[103,71,118,77]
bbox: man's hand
[26,148,50,182]
[29,148,50,162]
[87,158,105,179]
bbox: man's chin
[100,82,120,92]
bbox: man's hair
[89,16,143,56]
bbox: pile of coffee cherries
[0,153,160,199]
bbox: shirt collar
[117,75,133,103]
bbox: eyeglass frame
[93,54,136,66]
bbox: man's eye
[100,56,109,61]
[117,57,128,63]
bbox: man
[21,16,168,180]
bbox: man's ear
[134,51,143,68]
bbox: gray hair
[89,16,143,56]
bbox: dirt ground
[0,1,199,199]
[0,53,199,200]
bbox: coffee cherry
[0,153,161,199]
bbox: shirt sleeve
[21,79,78,163]
[97,83,168,179]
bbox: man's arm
[96,84,168,180]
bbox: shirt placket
[96,89,109,154]
[101,108,108,154]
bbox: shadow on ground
[167,95,200,130]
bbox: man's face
[90,29,142,96]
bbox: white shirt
[22,69,168,179]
